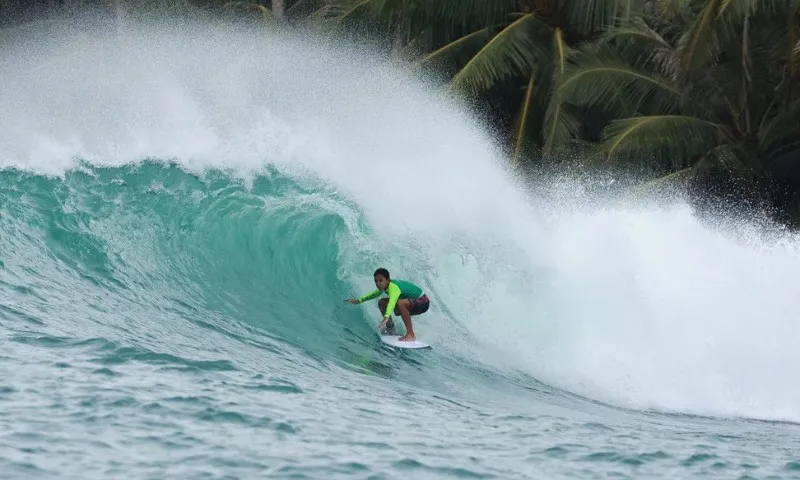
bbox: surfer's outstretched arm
[359,289,382,303]
[344,289,381,304]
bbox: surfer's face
[374,275,389,291]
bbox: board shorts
[394,294,430,316]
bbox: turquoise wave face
[0,160,525,394]
[0,162,379,363]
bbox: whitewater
[1,16,800,479]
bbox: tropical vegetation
[3,0,800,225]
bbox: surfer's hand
[344,298,360,304]
[378,317,388,330]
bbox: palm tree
[549,0,800,217]
[307,0,648,164]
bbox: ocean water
[1,18,800,480]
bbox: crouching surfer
[344,268,430,342]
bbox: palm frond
[758,96,800,151]
[676,0,785,70]
[717,0,781,21]
[599,115,724,168]
[656,0,694,19]
[686,11,788,130]
[447,13,552,96]
[676,0,722,69]
[543,28,578,155]
[420,0,518,38]
[566,0,648,35]
[597,17,679,78]
[558,45,683,119]
[597,17,672,50]
[414,25,499,76]
[314,0,519,51]
[513,71,538,163]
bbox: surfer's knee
[396,299,411,313]
[378,298,388,310]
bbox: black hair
[373,268,390,280]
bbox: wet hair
[373,268,390,280]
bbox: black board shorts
[393,294,430,316]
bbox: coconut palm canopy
[306,0,800,221]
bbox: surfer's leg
[377,298,396,334]
[409,294,430,316]
[394,299,415,341]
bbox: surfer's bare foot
[398,334,415,342]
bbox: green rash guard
[358,279,424,319]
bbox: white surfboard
[380,335,431,349]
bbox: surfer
[344,268,430,342]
